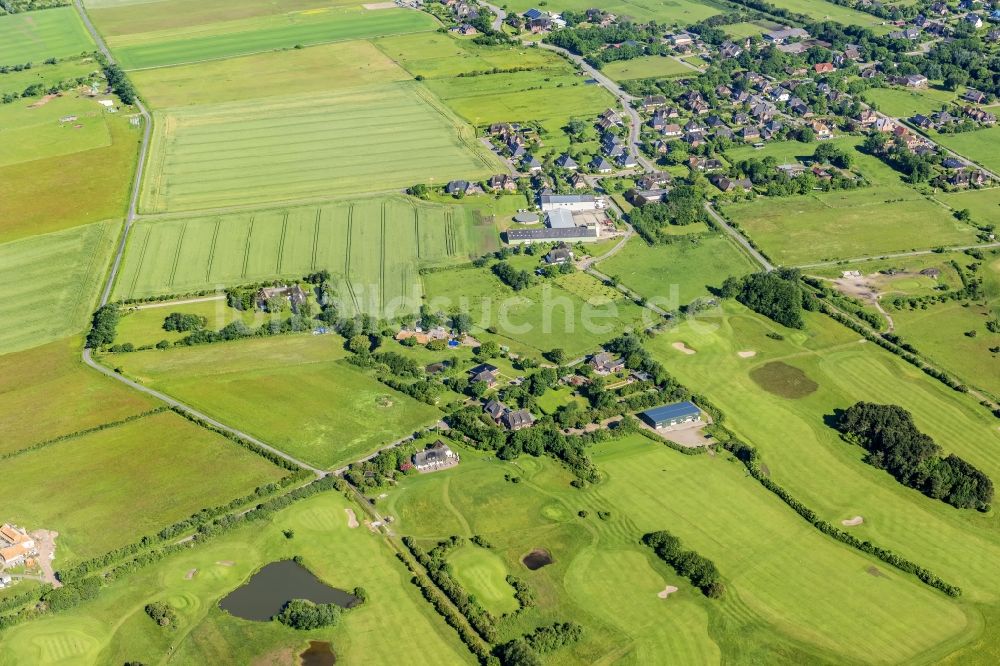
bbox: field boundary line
[241,215,255,278]
[277,211,289,273]
[345,204,360,313]
[380,202,387,313]
[413,204,421,259]
[409,82,500,172]
[206,217,221,281]
[167,221,187,288]
[126,228,151,298]
[311,208,322,271]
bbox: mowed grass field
[106,5,438,70]
[0,111,142,242]
[938,188,1000,226]
[601,55,693,81]
[0,95,111,167]
[0,491,470,666]
[502,0,722,23]
[0,56,98,98]
[0,221,119,355]
[113,196,490,317]
[0,337,156,457]
[863,86,957,118]
[113,335,442,469]
[722,139,975,265]
[448,545,520,616]
[385,438,972,663]
[2,410,286,563]
[647,304,1000,613]
[600,233,757,308]
[933,125,1000,175]
[139,80,500,212]
[762,0,892,32]
[0,7,94,66]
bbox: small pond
[219,560,358,621]
[300,640,336,666]
[522,548,553,571]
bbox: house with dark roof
[502,409,535,431]
[412,441,459,472]
[555,154,578,170]
[589,351,624,375]
[484,398,507,421]
[469,363,499,387]
[545,243,574,264]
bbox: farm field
[112,197,493,317]
[0,7,94,66]
[723,20,779,38]
[601,55,693,81]
[863,85,956,118]
[932,125,1000,175]
[502,0,722,24]
[114,298,282,348]
[107,6,438,70]
[1,410,286,563]
[0,95,111,167]
[0,221,119,355]
[422,266,655,358]
[0,111,142,242]
[112,334,442,469]
[646,303,1000,610]
[763,0,892,32]
[938,188,1000,226]
[139,81,500,212]
[0,491,471,666]
[722,141,975,265]
[374,32,557,80]
[0,337,156,457]
[385,437,972,663]
[599,233,757,309]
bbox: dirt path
[29,529,61,588]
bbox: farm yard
[0,7,94,66]
[113,335,442,469]
[0,221,119,355]
[112,196,495,317]
[1,409,286,562]
[139,82,500,212]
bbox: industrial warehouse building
[639,401,702,429]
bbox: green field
[763,0,892,32]
[448,545,520,616]
[112,196,496,317]
[0,95,111,167]
[0,337,156,457]
[723,20,779,38]
[502,0,722,24]
[0,221,119,355]
[2,410,285,562]
[0,491,470,666]
[0,56,98,98]
[139,81,500,212]
[601,55,693,81]
[646,304,1000,613]
[0,111,142,243]
[723,140,975,265]
[0,7,95,66]
[115,298,282,348]
[600,233,757,309]
[112,335,442,469]
[107,6,437,70]
[863,86,957,118]
[933,125,1000,175]
[937,188,1000,226]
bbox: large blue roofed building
[639,401,702,429]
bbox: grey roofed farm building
[764,27,809,43]
[640,401,702,429]
[547,208,576,228]
[505,227,599,244]
[539,193,596,211]
[513,211,539,224]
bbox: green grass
[724,20,779,38]
[932,126,1000,175]
[502,0,722,24]
[139,81,500,213]
[722,140,975,265]
[761,0,893,32]
[448,544,519,616]
[0,221,119,355]
[108,6,438,70]
[115,298,283,348]
[599,233,757,308]
[112,334,442,469]
[863,86,957,118]
[112,196,494,317]
[0,491,470,666]
[0,55,98,98]
[0,111,142,243]
[1,410,286,563]
[0,336,157,457]
[601,55,693,81]
[937,188,1000,227]
[0,7,95,66]
[535,385,584,415]
[0,95,111,167]
[646,303,1000,608]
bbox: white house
[539,193,597,212]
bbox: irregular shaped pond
[522,548,553,571]
[300,640,336,666]
[219,560,358,621]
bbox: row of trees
[837,402,993,510]
[642,531,725,598]
[495,622,584,666]
[96,54,137,105]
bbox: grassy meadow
[0,490,471,666]
[0,95,111,168]
[112,196,495,317]
[647,303,1000,609]
[601,55,693,81]
[0,7,94,66]
[932,126,1000,175]
[863,85,957,118]
[0,221,119,355]
[937,188,1000,227]
[763,0,893,32]
[0,56,98,99]
[2,410,286,562]
[139,81,500,212]
[111,334,442,469]
[502,0,722,24]
[0,337,156,457]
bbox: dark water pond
[219,560,358,621]
[522,548,553,571]
[300,640,336,666]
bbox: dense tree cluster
[144,601,177,627]
[276,599,342,629]
[496,622,584,666]
[642,531,725,598]
[492,261,534,291]
[837,402,993,510]
[86,303,120,348]
[720,269,809,329]
[162,312,206,332]
[627,186,705,244]
[96,55,137,105]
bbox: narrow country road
[795,241,1000,269]
[703,202,774,271]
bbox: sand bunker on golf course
[658,585,679,598]
[672,341,696,355]
[737,350,757,358]
[841,516,864,526]
[345,508,359,528]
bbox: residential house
[689,157,723,171]
[811,119,833,139]
[640,95,667,110]
[710,174,753,193]
[963,89,988,104]
[616,151,638,168]
[469,363,500,387]
[637,172,671,190]
[964,106,996,124]
[589,351,625,375]
[889,27,921,40]
[590,155,613,173]
[501,409,535,431]
[488,174,517,192]
[964,13,983,29]
[522,154,542,172]
[661,123,682,137]
[814,62,835,74]
[900,73,928,88]
[570,172,588,189]
[627,188,669,205]
[257,284,307,311]
[776,163,807,178]
[763,27,809,44]
[555,153,578,170]
[412,441,459,472]
[484,399,507,421]
[446,180,484,196]
[545,244,574,264]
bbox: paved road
[795,241,1000,269]
[482,0,505,31]
[74,0,154,307]
[82,349,325,475]
[703,202,774,272]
